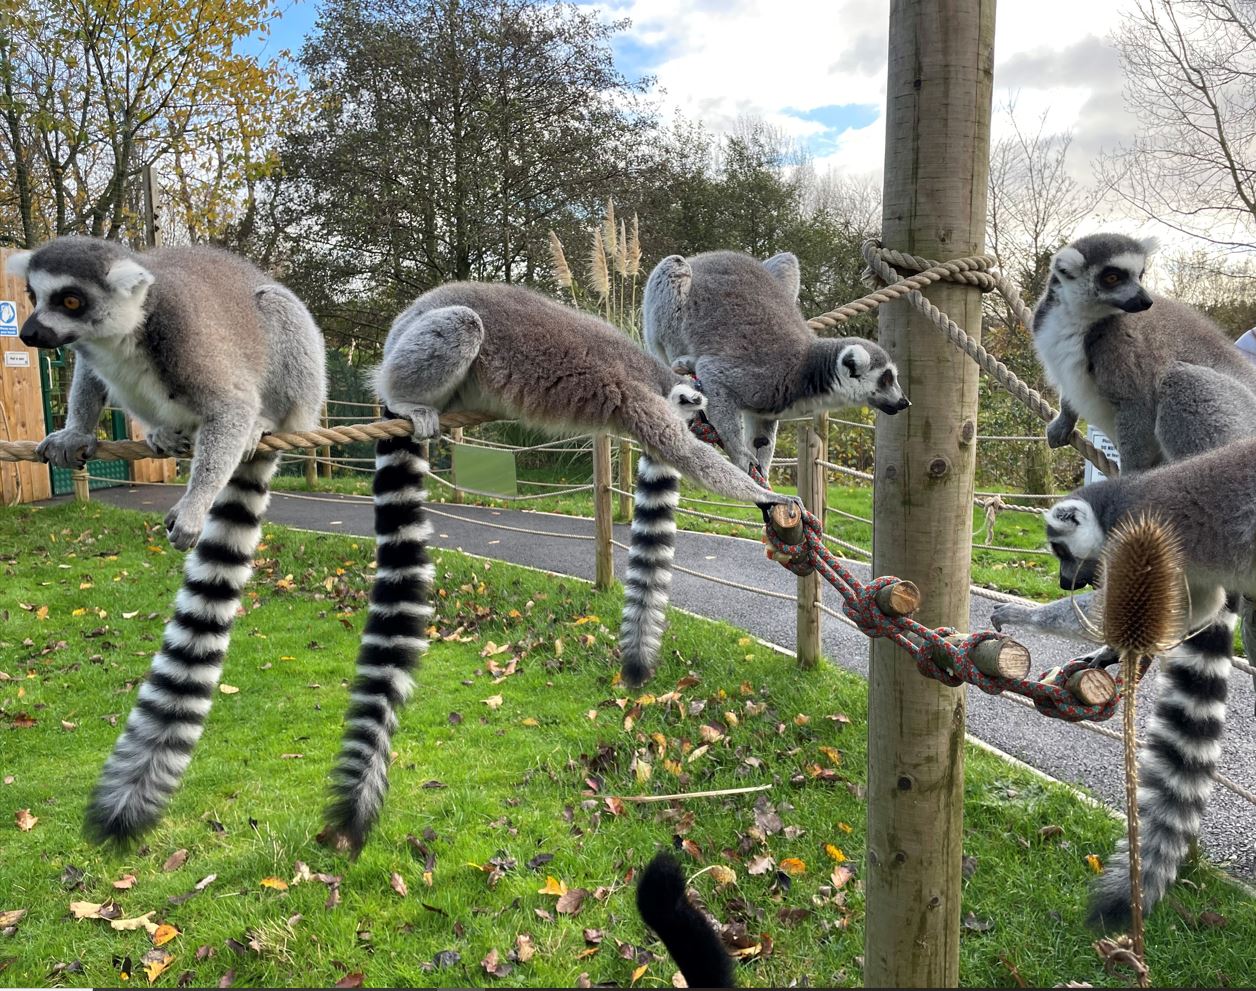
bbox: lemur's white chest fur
[761,380,869,419]
[1034,305,1118,438]
[75,336,198,432]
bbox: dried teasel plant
[1098,511,1186,987]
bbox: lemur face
[838,343,910,415]
[1045,498,1106,590]
[6,241,153,349]
[1049,233,1159,318]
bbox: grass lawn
[272,463,1063,602]
[3,502,1253,988]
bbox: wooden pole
[795,413,826,668]
[71,466,89,502]
[864,2,995,987]
[593,432,613,590]
[617,437,633,521]
[319,401,332,478]
[450,426,464,503]
[141,163,162,248]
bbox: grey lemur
[627,250,908,690]
[321,281,795,854]
[645,249,909,477]
[1032,231,1256,470]
[1038,440,1256,926]
[7,237,326,842]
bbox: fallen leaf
[481,948,513,979]
[141,947,174,981]
[1039,824,1064,841]
[163,849,189,872]
[681,837,703,862]
[556,887,588,916]
[1085,853,1103,874]
[831,865,854,889]
[537,876,568,897]
[604,796,624,816]
[0,909,26,929]
[747,855,775,876]
[333,973,364,988]
[15,809,37,831]
[260,877,289,892]
[825,844,847,863]
[962,912,994,933]
[483,694,504,710]
[1199,910,1228,928]
[219,684,239,695]
[514,933,536,962]
[631,962,648,983]
[110,911,158,933]
[218,968,235,988]
[779,857,807,876]
[709,865,737,887]
[152,924,180,947]
[433,949,460,969]
[113,874,138,890]
[390,872,408,897]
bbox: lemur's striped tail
[1088,606,1236,929]
[321,430,433,855]
[619,454,680,686]
[85,452,278,843]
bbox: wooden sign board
[0,249,50,505]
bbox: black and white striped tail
[85,452,278,843]
[637,852,736,988]
[322,431,433,854]
[1088,606,1236,929]
[619,454,680,686]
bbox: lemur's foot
[145,425,194,458]
[1046,414,1074,449]
[36,428,98,469]
[392,403,443,440]
[670,354,698,375]
[164,499,205,551]
[1080,646,1120,670]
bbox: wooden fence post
[864,1,994,987]
[450,426,464,503]
[795,413,826,668]
[319,401,332,479]
[617,437,633,521]
[593,432,613,590]
[71,466,89,502]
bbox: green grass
[273,464,1062,601]
[3,502,1253,988]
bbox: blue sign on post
[0,300,17,337]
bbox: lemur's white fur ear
[763,252,800,300]
[5,251,31,279]
[838,344,871,378]
[1052,246,1085,280]
[655,255,692,306]
[1138,236,1161,258]
[106,258,155,295]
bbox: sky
[256,0,1146,232]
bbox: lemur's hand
[1046,413,1075,449]
[36,428,98,469]
[146,425,195,458]
[164,499,205,551]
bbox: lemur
[637,852,736,988]
[1041,439,1256,926]
[624,250,908,687]
[1032,232,1256,469]
[645,250,909,478]
[7,237,326,843]
[321,282,796,854]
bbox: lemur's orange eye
[1102,273,1121,286]
[62,295,82,311]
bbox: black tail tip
[1086,891,1133,933]
[319,797,372,859]
[82,800,152,849]
[637,851,688,925]
[620,656,654,688]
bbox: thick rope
[0,413,494,464]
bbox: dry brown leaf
[746,855,775,876]
[483,694,504,710]
[113,874,138,890]
[631,962,648,984]
[555,887,588,916]
[15,808,37,831]
[162,849,189,872]
[152,924,179,947]
[141,948,174,981]
[709,865,737,887]
[514,933,536,963]
[390,872,408,897]
[219,684,239,695]
[333,973,364,989]
[0,909,26,928]
[110,911,158,933]
[260,877,289,891]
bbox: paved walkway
[86,482,1256,880]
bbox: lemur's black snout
[1118,288,1153,313]
[18,314,71,349]
[874,396,911,414]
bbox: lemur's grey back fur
[323,281,795,853]
[6,237,326,843]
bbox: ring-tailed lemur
[7,237,326,842]
[321,282,795,854]
[637,851,736,988]
[626,250,908,688]
[1032,232,1256,469]
[1039,440,1256,924]
[645,250,909,477]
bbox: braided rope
[0,412,494,464]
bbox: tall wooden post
[593,432,613,590]
[617,437,633,521]
[319,401,332,478]
[795,413,826,668]
[450,426,464,503]
[864,2,994,987]
[142,163,162,248]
